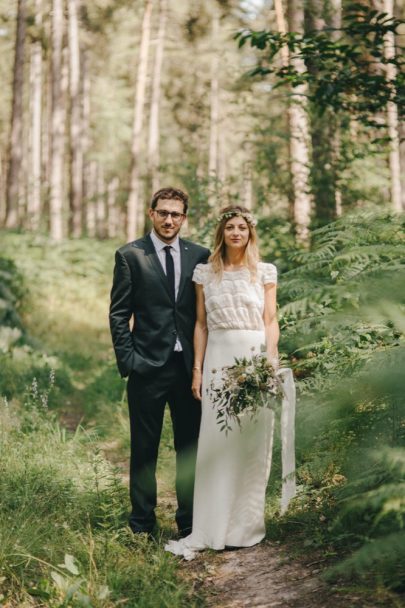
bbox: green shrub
[268,209,405,591]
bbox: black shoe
[177,527,192,539]
[130,525,155,539]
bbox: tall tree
[328,0,342,216]
[275,0,313,242]
[383,0,402,211]
[96,163,106,238]
[147,0,167,197]
[127,0,153,240]
[5,0,27,228]
[86,159,97,237]
[49,0,65,240]
[0,150,5,224]
[208,7,220,208]
[107,176,120,238]
[27,0,43,230]
[68,0,84,236]
[81,48,91,227]
[306,0,342,222]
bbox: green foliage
[268,209,405,591]
[0,232,120,416]
[237,5,404,128]
[257,215,300,273]
[0,255,25,341]
[0,394,196,607]
[210,347,281,433]
[278,208,404,390]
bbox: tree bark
[0,149,5,224]
[96,164,106,238]
[383,0,402,211]
[5,0,27,228]
[127,0,153,241]
[275,0,313,242]
[81,48,91,215]
[27,0,42,230]
[329,0,342,216]
[18,115,29,223]
[49,0,65,240]
[147,0,167,196]
[242,141,253,210]
[208,8,220,208]
[306,0,342,222]
[86,159,97,237]
[107,176,120,238]
[68,0,84,236]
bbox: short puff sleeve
[192,263,207,285]
[260,262,277,285]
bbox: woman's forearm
[265,317,280,363]
[193,322,208,370]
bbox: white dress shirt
[150,230,182,351]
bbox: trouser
[127,351,201,533]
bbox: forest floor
[99,441,400,608]
[3,233,403,608]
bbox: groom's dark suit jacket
[109,233,210,378]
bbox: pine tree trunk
[5,0,27,228]
[127,0,153,241]
[81,49,91,212]
[43,64,51,196]
[208,9,220,208]
[68,0,84,236]
[383,0,402,211]
[400,122,405,210]
[242,142,253,211]
[96,164,106,238]
[18,116,28,222]
[306,0,341,223]
[0,149,5,224]
[107,176,120,238]
[147,0,167,196]
[86,159,97,237]
[49,0,65,240]
[276,0,312,243]
[27,0,42,230]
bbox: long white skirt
[165,329,275,560]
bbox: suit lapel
[142,234,173,301]
[177,239,190,302]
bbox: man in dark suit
[109,187,210,537]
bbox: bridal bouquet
[209,347,282,434]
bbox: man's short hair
[150,187,189,214]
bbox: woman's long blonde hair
[209,205,260,280]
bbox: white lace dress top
[192,262,277,332]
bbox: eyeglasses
[154,210,185,221]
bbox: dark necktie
[164,245,175,301]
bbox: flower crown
[216,210,257,227]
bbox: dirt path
[179,540,398,608]
[95,439,399,608]
[68,416,403,608]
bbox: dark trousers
[127,352,201,533]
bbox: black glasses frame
[153,209,186,221]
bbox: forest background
[0,0,404,606]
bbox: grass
[2,225,404,606]
[0,399,197,607]
[0,230,194,607]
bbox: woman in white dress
[165,205,279,560]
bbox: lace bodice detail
[192,262,277,331]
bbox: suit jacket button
[172,330,177,335]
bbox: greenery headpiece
[217,210,257,227]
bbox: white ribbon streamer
[276,367,296,513]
